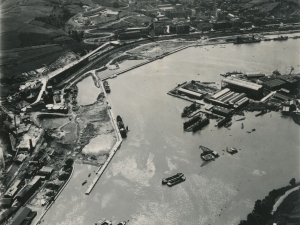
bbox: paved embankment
[85,78,123,195]
[32,163,75,225]
[271,185,300,214]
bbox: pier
[85,81,123,195]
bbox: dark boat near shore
[273,36,288,41]
[116,115,127,138]
[162,173,184,185]
[103,81,111,93]
[234,35,261,44]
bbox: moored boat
[226,147,238,154]
[167,176,186,187]
[273,36,288,41]
[95,218,112,225]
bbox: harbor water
[42,37,300,225]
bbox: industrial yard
[1,0,300,224]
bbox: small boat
[88,173,91,177]
[226,147,238,154]
[273,36,288,41]
[252,128,256,132]
[292,36,300,39]
[82,180,87,186]
[224,121,232,128]
[201,153,215,161]
[241,123,244,129]
[236,117,245,121]
[162,173,184,185]
[95,218,112,225]
[117,222,127,225]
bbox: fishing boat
[162,173,184,185]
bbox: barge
[167,176,186,187]
[192,117,209,132]
[103,81,111,93]
[116,115,127,138]
[162,173,184,185]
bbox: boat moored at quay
[116,115,127,138]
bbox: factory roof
[223,77,262,91]
[211,88,230,99]
[177,87,203,98]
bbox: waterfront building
[221,77,263,100]
[11,206,37,225]
[177,87,203,99]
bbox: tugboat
[167,175,186,187]
[200,146,219,161]
[95,218,112,225]
[116,115,127,138]
[226,147,238,154]
[162,173,184,185]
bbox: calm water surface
[42,37,300,225]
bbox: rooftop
[223,77,262,91]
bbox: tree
[65,158,74,166]
[289,178,296,186]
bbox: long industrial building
[177,87,204,99]
[221,77,263,100]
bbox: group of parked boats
[232,34,298,44]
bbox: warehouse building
[177,87,203,99]
[221,77,263,100]
[11,206,37,225]
[211,88,230,100]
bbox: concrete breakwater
[85,80,123,195]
